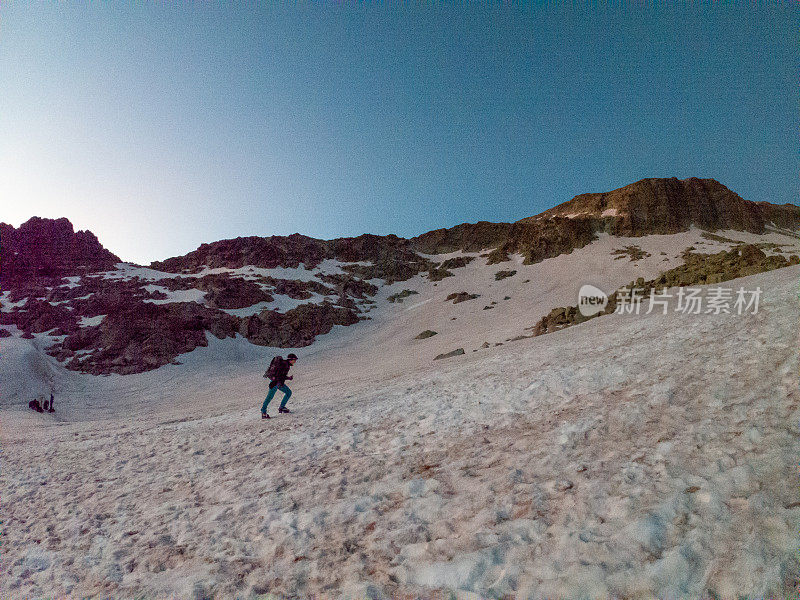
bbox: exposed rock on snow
[433,347,465,360]
[446,292,480,304]
[415,330,438,340]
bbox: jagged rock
[0,328,11,338]
[415,330,438,340]
[439,256,475,270]
[434,348,465,360]
[427,268,453,281]
[319,274,378,299]
[529,177,800,235]
[739,244,767,265]
[0,217,120,289]
[49,302,239,375]
[446,292,480,304]
[611,246,651,261]
[414,178,800,262]
[194,275,273,309]
[0,299,79,334]
[150,233,328,272]
[387,290,419,303]
[151,232,433,284]
[412,222,514,254]
[239,302,359,348]
[495,270,517,280]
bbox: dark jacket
[270,358,292,388]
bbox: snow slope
[1,256,798,598]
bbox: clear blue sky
[1,3,796,264]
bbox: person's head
[287,353,298,364]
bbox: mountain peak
[520,177,800,235]
[1,217,120,287]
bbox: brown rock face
[49,302,240,375]
[412,222,513,254]
[413,218,598,265]
[150,233,328,273]
[193,275,274,309]
[527,177,800,236]
[446,292,480,304]
[149,232,431,281]
[1,217,120,288]
[239,303,360,348]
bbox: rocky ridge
[522,177,800,235]
[3,177,798,375]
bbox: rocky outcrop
[439,256,475,270]
[1,217,120,289]
[319,274,379,300]
[434,348,465,360]
[526,177,800,236]
[427,267,454,281]
[150,233,328,272]
[387,290,419,303]
[150,232,433,283]
[653,244,797,287]
[611,246,651,261]
[415,330,438,339]
[192,275,273,309]
[446,292,480,304]
[412,222,514,254]
[48,302,240,375]
[239,303,359,347]
[495,270,517,280]
[0,298,79,335]
[413,217,599,266]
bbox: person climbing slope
[261,353,297,419]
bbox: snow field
[1,265,798,598]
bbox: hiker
[28,398,43,413]
[261,353,297,419]
[49,392,55,413]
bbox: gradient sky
[2,3,797,264]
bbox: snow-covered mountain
[2,177,800,598]
[2,177,798,378]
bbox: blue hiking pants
[261,384,291,413]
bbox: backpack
[264,356,283,380]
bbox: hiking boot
[261,412,270,419]
[278,407,292,414]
